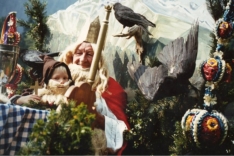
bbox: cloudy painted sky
[100,0,215,30]
[141,0,215,30]
[0,0,215,31]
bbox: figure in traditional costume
[0,12,20,45]
[59,41,130,155]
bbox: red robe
[101,77,130,155]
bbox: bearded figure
[59,41,130,155]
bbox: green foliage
[216,76,234,110]
[124,90,188,155]
[16,80,33,95]
[17,101,95,155]
[206,0,228,21]
[17,0,49,51]
[169,121,193,155]
[22,99,57,110]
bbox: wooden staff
[88,5,112,85]
[65,5,112,113]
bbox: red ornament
[202,58,218,81]
[181,109,228,148]
[218,21,233,39]
[200,116,221,145]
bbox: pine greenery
[17,101,95,155]
[124,90,195,155]
[17,0,49,51]
[206,0,228,21]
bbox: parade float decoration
[0,12,21,97]
[181,0,234,148]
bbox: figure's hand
[16,94,41,104]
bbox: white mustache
[48,79,71,89]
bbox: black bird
[113,2,156,35]
[127,21,200,101]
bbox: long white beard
[68,63,108,93]
[47,79,71,95]
[68,64,91,85]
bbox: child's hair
[52,66,69,78]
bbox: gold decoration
[88,5,112,84]
[86,16,100,44]
[30,79,42,95]
[206,118,219,131]
[207,58,218,67]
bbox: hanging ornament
[181,0,234,146]
[215,20,233,39]
[200,56,226,83]
[181,109,200,140]
[181,109,228,148]
[214,0,234,47]
[181,50,230,148]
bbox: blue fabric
[0,103,49,155]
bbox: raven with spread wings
[113,2,156,35]
[127,21,200,101]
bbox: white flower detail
[203,94,217,106]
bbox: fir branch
[17,101,95,155]
[206,0,228,21]
[169,121,192,155]
[17,0,49,51]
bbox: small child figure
[10,55,73,110]
[38,55,73,105]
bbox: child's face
[51,69,69,84]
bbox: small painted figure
[0,12,20,45]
